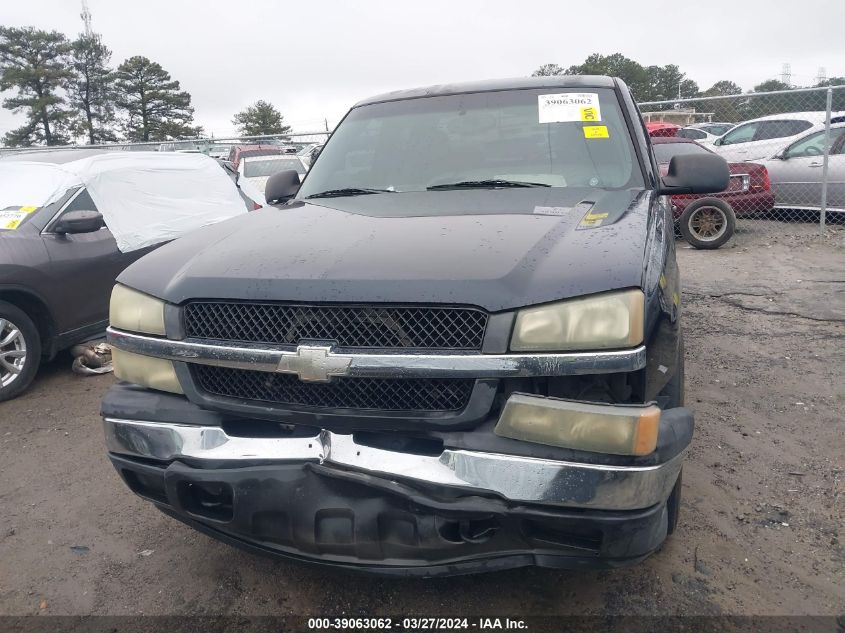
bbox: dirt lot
[1,222,843,619]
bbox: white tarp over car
[0,162,82,211]
[0,152,247,252]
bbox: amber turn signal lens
[495,394,661,456]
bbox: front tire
[679,198,736,249]
[0,301,41,402]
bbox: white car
[711,111,845,162]
[677,122,735,145]
[238,154,309,193]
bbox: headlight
[110,284,166,335]
[112,348,183,394]
[511,289,644,351]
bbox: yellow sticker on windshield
[579,209,609,228]
[580,107,599,122]
[583,125,609,139]
[0,208,32,230]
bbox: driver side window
[786,128,845,158]
[720,122,758,145]
[62,188,98,214]
[678,128,706,140]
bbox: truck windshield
[298,88,643,199]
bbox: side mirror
[53,210,105,234]
[658,153,730,195]
[712,137,722,146]
[265,169,301,204]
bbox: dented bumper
[102,384,691,575]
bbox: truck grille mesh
[183,303,488,350]
[192,365,474,412]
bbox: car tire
[666,468,683,535]
[679,198,736,249]
[0,300,41,402]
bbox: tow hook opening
[436,516,499,544]
[177,481,234,522]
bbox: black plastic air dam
[108,454,671,576]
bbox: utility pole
[781,63,791,87]
[80,0,93,37]
[816,67,827,86]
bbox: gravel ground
[1,223,843,618]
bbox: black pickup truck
[102,76,728,575]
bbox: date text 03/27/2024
[307,617,528,630]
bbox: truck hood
[118,187,652,312]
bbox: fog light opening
[178,480,234,522]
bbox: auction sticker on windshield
[583,125,610,139]
[0,206,37,230]
[538,93,601,123]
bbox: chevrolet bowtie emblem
[276,344,353,382]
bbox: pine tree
[531,64,565,77]
[113,56,200,141]
[0,26,73,146]
[232,100,292,136]
[68,34,117,144]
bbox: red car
[652,137,774,249]
[645,121,680,137]
[228,144,291,170]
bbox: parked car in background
[0,151,250,401]
[208,144,235,160]
[711,111,845,162]
[755,122,845,213]
[216,159,266,208]
[677,122,735,145]
[239,154,308,192]
[652,137,774,248]
[297,143,324,168]
[227,144,285,169]
[645,121,679,137]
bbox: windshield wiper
[304,187,395,199]
[427,179,550,190]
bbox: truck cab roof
[354,75,618,107]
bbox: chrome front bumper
[104,417,685,511]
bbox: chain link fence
[639,85,845,246]
[0,130,331,161]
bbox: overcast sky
[2,0,843,139]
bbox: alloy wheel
[0,318,27,388]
